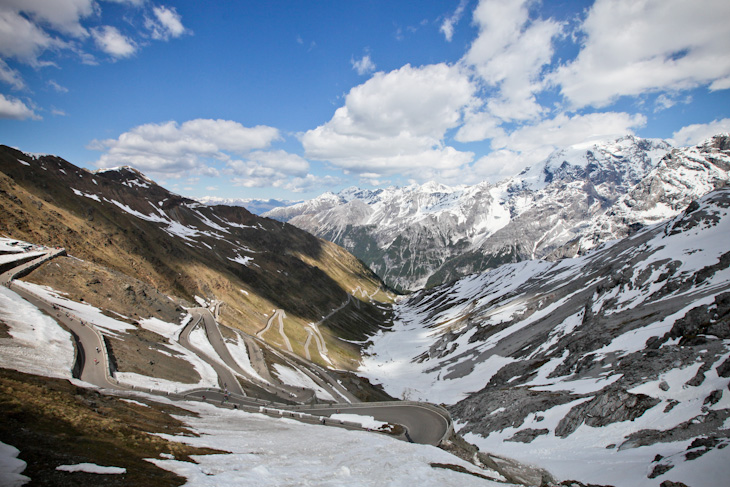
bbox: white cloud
[672,118,730,146]
[468,148,536,183]
[440,0,468,42]
[104,0,146,6]
[147,5,186,40]
[358,173,390,187]
[351,54,375,76]
[0,9,60,63]
[246,150,309,174]
[226,150,310,188]
[48,79,69,93]
[301,63,476,177]
[0,0,186,109]
[654,94,676,112]
[465,111,647,182]
[92,25,136,58]
[462,0,563,123]
[0,59,25,89]
[492,112,647,152]
[1,0,95,38]
[90,119,282,175]
[552,0,730,108]
[281,174,342,193]
[0,94,39,120]
[455,110,504,143]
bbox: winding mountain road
[178,310,245,396]
[0,247,452,447]
[291,403,450,446]
[1,248,117,388]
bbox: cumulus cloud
[1,0,95,38]
[0,94,39,120]
[551,0,730,108]
[90,119,282,175]
[229,168,335,193]
[281,174,343,193]
[0,59,25,90]
[0,8,61,63]
[301,63,476,177]
[491,111,647,153]
[226,150,312,189]
[672,118,730,146]
[0,0,187,105]
[147,5,186,40]
[351,54,375,76]
[92,26,137,58]
[463,0,562,123]
[466,111,647,182]
[455,110,504,143]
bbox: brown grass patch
[0,368,223,486]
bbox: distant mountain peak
[93,166,156,189]
[266,134,729,291]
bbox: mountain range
[360,185,730,486]
[266,135,730,291]
[2,135,730,486]
[196,195,296,215]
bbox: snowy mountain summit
[267,135,730,291]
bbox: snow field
[226,333,268,384]
[14,281,136,337]
[271,363,336,402]
[329,413,387,430]
[0,441,30,487]
[147,399,512,487]
[0,287,74,380]
[56,463,126,474]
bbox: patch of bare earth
[22,256,190,324]
[105,327,201,385]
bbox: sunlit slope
[0,145,394,369]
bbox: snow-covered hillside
[266,135,730,291]
[0,275,508,486]
[359,187,730,486]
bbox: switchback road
[1,246,452,447]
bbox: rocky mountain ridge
[266,135,730,291]
[359,186,730,487]
[0,145,393,370]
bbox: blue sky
[2,0,730,202]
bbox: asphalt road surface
[178,309,245,396]
[1,249,117,388]
[293,403,449,446]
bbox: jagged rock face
[578,134,730,253]
[268,181,504,290]
[267,135,730,291]
[359,188,730,486]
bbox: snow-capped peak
[266,134,729,291]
